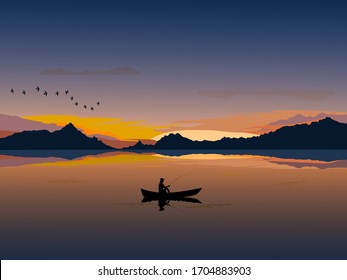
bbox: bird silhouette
[44,91,48,96]
[75,102,78,106]
[10,88,14,93]
[22,90,26,95]
[55,91,60,96]
[36,86,40,92]
[65,90,69,95]
[84,105,87,109]
[70,96,74,101]
[97,101,100,106]
[90,107,94,111]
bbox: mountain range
[0,123,114,150]
[126,117,347,150]
[0,117,346,150]
[268,113,347,126]
[0,114,150,148]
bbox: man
[158,178,170,195]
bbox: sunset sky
[1,0,347,140]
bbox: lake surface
[1,150,347,259]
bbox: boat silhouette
[141,187,201,200]
[141,189,201,211]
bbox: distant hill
[268,113,328,126]
[0,123,114,150]
[267,113,347,127]
[126,118,347,150]
[92,134,156,149]
[0,114,61,132]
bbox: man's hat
[160,178,165,181]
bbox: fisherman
[158,178,170,195]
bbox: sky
[1,0,347,140]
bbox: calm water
[1,150,347,259]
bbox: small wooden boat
[142,196,201,204]
[141,188,202,199]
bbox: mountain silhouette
[268,113,328,126]
[130,140,154,150]
[126,118,347,150]
[155,133,198,149]
[0,123,114,150]
[242,117,347,149]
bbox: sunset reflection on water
[1,151,347,259]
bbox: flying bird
[90,107,94,111]
[36,86,40,92]
[75,102,78,106]
[70,96,74,101]
[22,90,26,95]
[65,90,69,95]
[10,88,14,93]
[83,105,87,109]
[44,91,48,96]
[97,101,100,106]
[55,91,60,96]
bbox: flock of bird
[9,86,100,111]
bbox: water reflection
[1,150,347,259]
[0,149,112,160]
[269,159,347,169]
[142,197,202,211]
[1,150,347,169]
[0,150,347,169]
[145,149,347,161]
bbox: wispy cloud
[161,110,347,135]
[40,66,140,75]
[198,90,334,101]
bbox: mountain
[155,133,199,149]
[92,134,156,149]
[129,140,154,150]
[236,117,347,149]
[127,118,347,150]
[0,123,114,150]
[0,114,61,132]
[268,113,347,126]
[268,113,327,126]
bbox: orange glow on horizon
[23,115,165,141]
[153,130,258,141]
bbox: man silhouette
[158,178,170,195]
[158,198,167,211]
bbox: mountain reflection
[1,150,347,169]
[0,150,113,160]
[150,149,347,162]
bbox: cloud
[40,66,140,75]
[198,90,334,101]
[161,110,347,135]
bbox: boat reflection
[142,197,202,211]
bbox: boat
[141,188,202,199]
[142,196,201,204]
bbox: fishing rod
[167,203,187,214]
[168,173,193,186]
